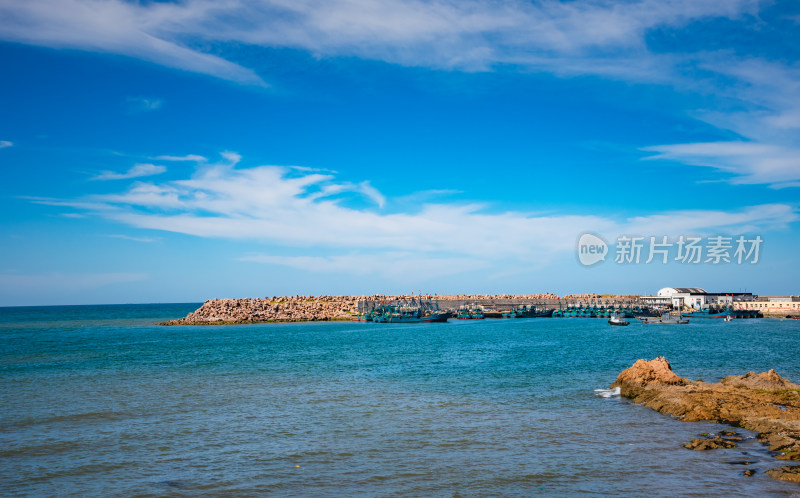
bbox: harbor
[355,298,764,323]
[353,287,787,323]
[161,287,797,325]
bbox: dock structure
[357,296,662,315]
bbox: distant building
[734,296,800,316]
[648,287,754,309]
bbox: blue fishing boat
[371,300,449,323]
[457,304,484,319]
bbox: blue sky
[1,0,798,305]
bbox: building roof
[673,287,707,294]
[658,287,707,296]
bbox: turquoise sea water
[1,304,799,496]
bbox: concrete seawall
[357,297,653,312]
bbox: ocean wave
[594,387,621,398]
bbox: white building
[654,287,754,309]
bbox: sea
[1,303,799,496]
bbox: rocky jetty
[160,293,658,325]
[612,357,800,483]
[160,296,360,325]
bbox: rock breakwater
[161,293,645,325]
[612,357,800,483]
[160,296,360,325]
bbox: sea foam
[594,386,621,398]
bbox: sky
[0,0,799,305]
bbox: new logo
[577,233,608,266]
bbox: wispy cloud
[0,0,265,85]
[0,140,12,148]
[639,52,800,187]
[91,163,166,181]
[106,234,156,243]
[153,154,207,162]
[642,141,800,188]
[0,0,759,85]
[32,153,797,276]
[5,1,790,190]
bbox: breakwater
[160,294,795,325]
[160,296,359,324]
[161,294,651,325]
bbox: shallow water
[1,305,799,496]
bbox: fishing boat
[381,311,449,323]
[683,307,761,319]
[638,312,689,325]
[608,315,629,326]
[370,299,449,323]
[456,304,484,319]
[519,307,555,318]
[681,307,731,319]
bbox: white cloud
[106,234,156,243]
[0,140,12,148]
[0,0,265,85]
[642,56,800,188]
[642,141,800,188]
[35,153,797,276]
[5,0,793,188]
[153,154,207,162]
[91,163,167,181]
[0,0,759,84]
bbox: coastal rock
[612,357,687,387]
[612,358,800,484]
[721,369,800,391]
[684,436,738,450]
[766,466,800,483]
[777,451,800,461]
[610,356,687,399]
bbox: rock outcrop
[612,357,800,483]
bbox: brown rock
[765,466,800,483]
[722,370,800,391]
[612,358,800,483]
[684,436,738,450]
[611,357,687,400]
